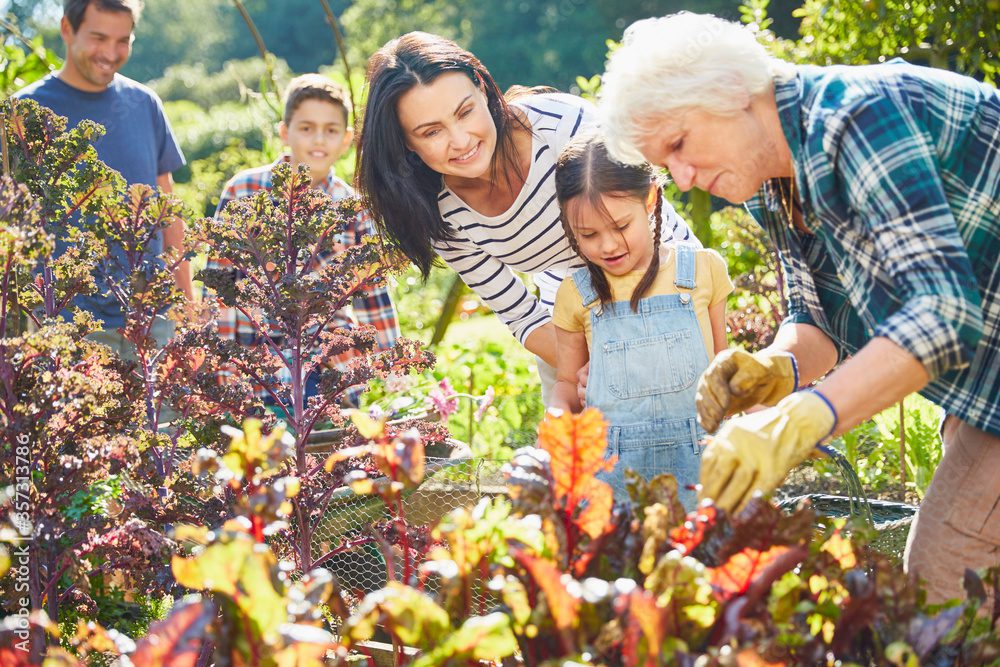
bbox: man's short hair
[283,74,351,126]
[64,0,144,32]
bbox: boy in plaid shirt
[204,74,399,407]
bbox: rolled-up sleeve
[836,94,984,379]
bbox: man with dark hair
[14,0,189,352]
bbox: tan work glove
[698,390,836,513]
[696,349,798,433]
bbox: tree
[339,0,473,72]
[791,0,999,83]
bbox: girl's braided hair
[555,131,665,312]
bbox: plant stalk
[898,398,906,487]
[317,0,357,117]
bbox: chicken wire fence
[160,438,918,600]
[307,455,511,598]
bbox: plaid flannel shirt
[746,61,1000,437]
[204,155,399,403]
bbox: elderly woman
[599,12,999,604]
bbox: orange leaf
[708,545,788,599]
[576,476,614,540]
[537,408,611,504]
[668,504,720,556]
[514,551,580,632]
[821,530,857,570]
[622,589,665,666]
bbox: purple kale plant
[189,161,438,570]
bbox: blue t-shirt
[14,74,186,328]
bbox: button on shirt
[746,61,1000,437]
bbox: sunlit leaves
[515,551,581,633]
[410,612,518,667]
[537,407,613,501]
[343,581,451,647]
[171,532,286,643]
[131,597,215,667]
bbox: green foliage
[0,35,59,97]
[711,205,785,352]
[365,337,543,459]
[125,0,256,83]
[172,139,270,219]
[793,0,999,82]
[819,393,943,501]
[165,99,276,164]
[339,0,473,78]
[390,265,460,338]
[63,476,124,521]
[125,0,348,83]
[150,56,293,107]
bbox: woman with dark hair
[355,32,696,402]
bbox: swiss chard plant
[0,419,376,666]
[335,409,1000,666]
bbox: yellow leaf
[350,410,387,440]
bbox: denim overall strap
[674,243,697,290]
[571,266,600,308]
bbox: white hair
[599,12,795,165]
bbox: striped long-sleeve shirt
[748,61,1000,436]
[433,93,697,346]
[204,155,399,402]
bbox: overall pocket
[603,329,699,400]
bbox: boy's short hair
[282,74,351,126]
[64,0,143,31]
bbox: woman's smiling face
[396,71,498,180]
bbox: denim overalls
[574,244,709,510]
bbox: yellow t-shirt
[552,247,734,357]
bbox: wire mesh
[309,456,510,598]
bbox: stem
[395,491,411,585]
[231,0,280,100]
[466,368,474,450]
[25,539,45,662]
[1,111,10,177]
[294,495,311,572]
[317,0,357,118]
[898,398,906,487]
[0,250,14,338]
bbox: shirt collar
[774,72,805,164]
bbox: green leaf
[171,533,286,642]
[343,582,451,648]
[411,613,518,667]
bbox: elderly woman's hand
[698,390,836,512]
[696,349,798,433]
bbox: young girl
[550,133,732,509]
[354,32,698,404]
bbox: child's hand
[576,362,590,407]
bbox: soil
[775,461,922,506]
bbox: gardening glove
[696,348,798,433]
[698,390,837,513]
